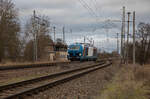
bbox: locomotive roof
[69,43,96,48]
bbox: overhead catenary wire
[78,0,99,18]
[77,0,123,53]
[78,0,103,36]
[78,0,121,33]
[78,0,94,17]
[91,0,99,15]
[78,0,97,37]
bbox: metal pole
[126,12,131,65]
[70,29,73,43]
[121,16,123,63]
[53,26,56,42]
[63,26,65,43]
[84,36,85,43]
[93,40,94,46]
[33,10,37,61]
[133,11,136,64]
[123,6,126,64]
[121,6,125,64]
[117,33,119,54]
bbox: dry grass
[134,65,150,83]
[96,64,150,99]
[0,60,69,67]
[0,72,51,86]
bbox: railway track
[0,61,112,99]
[0,59,108,71]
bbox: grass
[0,60,69,67]
[96,64,150,99]
[0,72,52,86]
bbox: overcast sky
[13,0,150,52]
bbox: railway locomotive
[67,43,97,61]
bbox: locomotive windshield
[69,46,80,50]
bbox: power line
[78,0,94,17]
[78,0,103,34]
[92,0,99,15]
[78,0,100,36]
[81,0,98,17]
[78,0,98,18]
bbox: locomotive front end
[67,44,83,61]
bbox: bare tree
[125,22,150,65]
[0,0,20,62]
[130,22,150,65]
[144,23,150,63]
[137,23,149,64]
[23,15,53,61]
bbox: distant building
[54,43,68,61]
[41,42,68,62]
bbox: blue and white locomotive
[67,43,97,61]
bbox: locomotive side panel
[67,43,98,61]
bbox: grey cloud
[13,0,150,52]
[14,0,76,10]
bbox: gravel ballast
[0,62,96,86]
[27,61,120,99]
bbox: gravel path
[0,61,96,86]
[26,61,120,99]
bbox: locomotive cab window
[69,46,80,50]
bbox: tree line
[0,0,150,64]
[0,0,54,63]
[127,23,150,65]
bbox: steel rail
[0,62,104,92]
[0,61,111,99]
